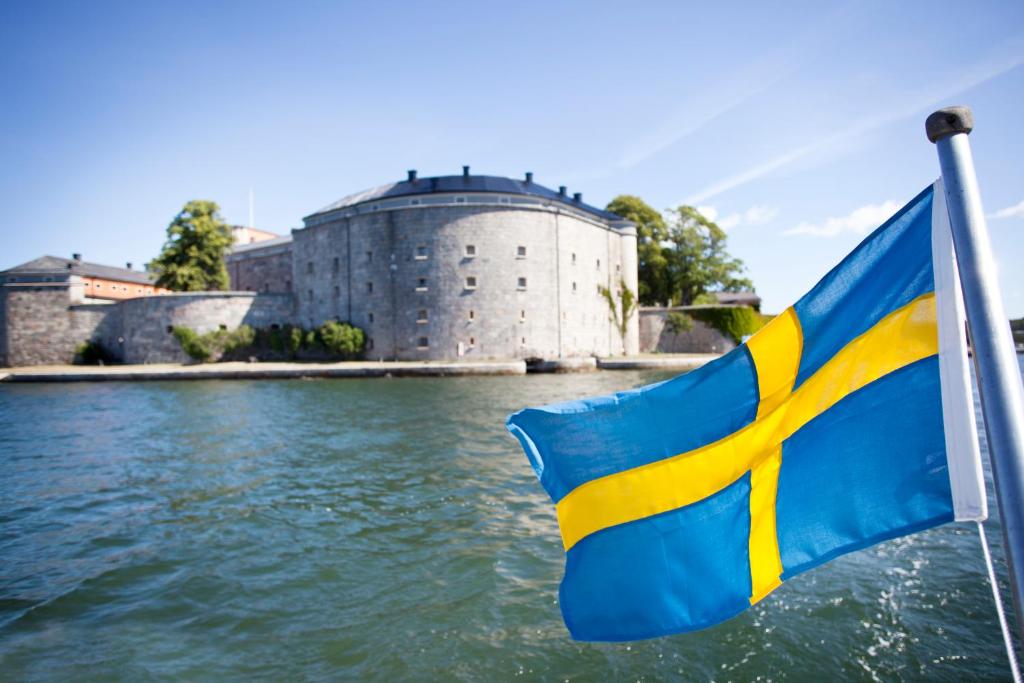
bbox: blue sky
[2,0,1022,315]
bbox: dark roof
[2,255,156,285]
[305,173,629,224]
[714,291,761,306]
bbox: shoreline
[0,354,720,383]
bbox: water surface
[0,362,1019,681]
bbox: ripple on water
[0,366,1020,681]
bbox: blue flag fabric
[506,181,986,642]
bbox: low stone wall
[0,287,296,367]
[639,307,736,354]
[119,292,295,364]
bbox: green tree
[606,195,671,305]
[149,200,233,291]
[664,206,753,306]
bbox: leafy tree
[149,200,233,291]
[664,206,753,306]
[606,195,671,305]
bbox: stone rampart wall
[0,287,295,367]
[639,308,737,354]
[119,293,295,364]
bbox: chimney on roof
[72,253,82,262]
[126,262,133,271]
[408,169,417,182]
[462,165,470,177]
[573,192,582,203]
[525,172,533,183]
[558,186,567,196]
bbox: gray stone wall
[639,307,737,354]
[69,301,123,360]
[293,203,638,361]
[227,243,293,293]
[119,293,295,364]
[1,284,78,366]
[0,287,295,367]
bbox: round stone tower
[292,168,638,361]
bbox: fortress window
[166,325,173,334]
[517,245,527,258]
[410,199,421,206]
[271,324,280,330]
[366,251,373,262]
[417,337,429,349]
[417,309,428,323]
[571,253,577,265]
[367,282,374,293]
[263,283,270,292]
[521,337,526,345]
[468,309,475,321]
[416,278,428,291]
[616,264,621,272]
[333,257,340,273]
[517,277,527,290]
[465,244,476,257]
[415,245,428,260]
[520,310,526,322]
[572,281,577,292]
[368,312,375,323]
[286,279,291,290]
[219,324,227,331]
[334,285,340,298]
[368,338,374,350]
[469,336,475,346]
[596,258,601,269]
[456,196,467,203]
[465,276,477,290]
[307,261,314,274]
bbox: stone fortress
[230,167,639,360]
[0,169,642,366]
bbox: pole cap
[926,106,973,143]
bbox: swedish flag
[506,181,987,642]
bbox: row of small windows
[310,276,608,300]
[354,277,529,293]
[306,249,616,271]
[412,336,527,350]
[412,309,528,324]
[363,308,526,325]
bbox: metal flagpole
[928,106,1024,647]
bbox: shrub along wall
[172,321,366,363]
[639,305,770,354]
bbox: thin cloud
[784,200,900,237]
[683,43,1024,206]
[990,200,1024,220]
[698,205,779,230]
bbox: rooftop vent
[126,262,133,270]
[407,169,417,182]
[573,192,582,203]
[558,186,567,196]
[72,253,82,262]
[462,165,470,177]
[525,172,533,183]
